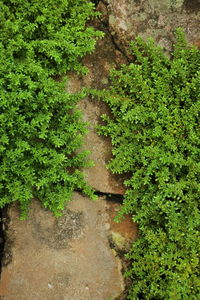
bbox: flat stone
[67,34,127,194]
[79,97,127,195]
[0,193,124,300]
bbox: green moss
[111,232,127,251]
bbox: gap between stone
[94,190,124,203]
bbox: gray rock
[104,0,200,56]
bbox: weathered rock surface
[67,33,128,194]
[0,193,129,300]
[100,0,200,56]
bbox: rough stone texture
[67,33,128,194]
[0,193,128,300]
[102,0,200,56]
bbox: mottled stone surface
[102,0,200,56]
[0,194,126,300]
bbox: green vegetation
[0,0,102,218]
[1,1,199,298]
[92,29,200,299]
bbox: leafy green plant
[92,29,200,299]
[0,0,103,218]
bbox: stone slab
[67,33,127,194]
[0,194,125,300]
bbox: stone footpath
[1,1,199,299]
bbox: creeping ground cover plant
[92,29,200,299]
[0,0,103,218]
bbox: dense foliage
[93,30,200,299]
[0,0,102,218]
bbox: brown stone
[67,33,128,194]
[194,39,200,48]
[106,201,138,252]
[0,193,125,300]
[107,202,138,241]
